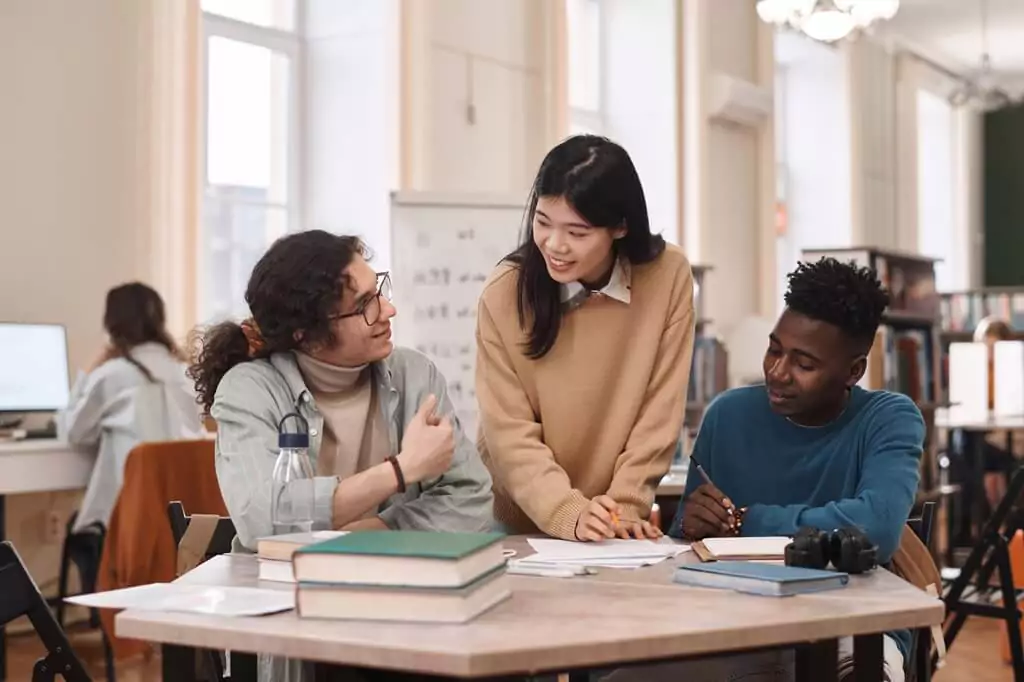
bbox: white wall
[304,0,401,269]
[0,0,148,592]
[683,0,775,337]
[601,0,678,244]
[403,0,557,199]
[848,39,900,250]
[775,33,852,313]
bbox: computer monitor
[0,323,71,413]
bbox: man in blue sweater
[665,257,924,682]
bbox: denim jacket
[210,347,495,550]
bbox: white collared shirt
[560,257,632,309]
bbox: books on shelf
[291,530,511,623]
[941,290,1024,333]
[688,336,728,408]
[863,326,935,403]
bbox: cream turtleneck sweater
[294,353,391,489]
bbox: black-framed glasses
[331,272,392,326]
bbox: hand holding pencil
[680,456,739,541]
[574,495,663,542]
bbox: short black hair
[784,257,890,349]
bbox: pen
[689,455,735,516]
[507,565,580,578]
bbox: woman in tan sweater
[476,135,696,542]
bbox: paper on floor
[66,583,295,616]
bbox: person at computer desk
[59,283,204,534]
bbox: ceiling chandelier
[756,0,901,44]
[948,0,1015,111]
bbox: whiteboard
[390,191,525,436]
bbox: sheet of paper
[66,583,295,616]
[527,538,685,559]
[700,536,791,557]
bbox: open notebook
[692,536,791,562]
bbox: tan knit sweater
[475,244,695,540]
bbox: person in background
[60,283,204,534]
[189,230,493,553]
[967,316,1016,513]
[655,257,922,682]
[476,134,695,542]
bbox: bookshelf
[938,287,1024,397]
[801,247,942,408]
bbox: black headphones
[784,526,878,574]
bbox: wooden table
[116,537,943,681]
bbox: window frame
[198,7,304,321]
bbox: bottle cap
[277,412,310,449]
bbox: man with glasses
[195,230,494,553]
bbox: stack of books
[291,530,511,623]
[255,530,349,583]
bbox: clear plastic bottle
[271,413,315,535]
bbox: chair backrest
[167,500,237,560]
[97,439,228,660]
[0,542,92,682]
[908,501,937,549]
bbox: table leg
[972,432,986,541]
[853,634,883,682]
[795,639,838,682]
[161,644,198,682]
[1,493,6,682]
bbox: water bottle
[271,413,315,535]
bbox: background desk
[0,438,91,681]
[117,546,943,680]
[933,409,1024,560]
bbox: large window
[916,88,959,291]
[200,0,300,322]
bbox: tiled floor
[3,616,1015,681]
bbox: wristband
[387,455,406,493]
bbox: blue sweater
[670,384,924,659]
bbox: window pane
[567,0,601,112]
[206,36,291,205]
[201,191,289,322]
[202,0,296,31]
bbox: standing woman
[60,283,204,533]
[476,135,695,542]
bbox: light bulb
[801,8,856,42]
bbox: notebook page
[701,536,791,557]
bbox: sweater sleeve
[475,297,587,540]
[606,268,696,522]
[740,396,924,562]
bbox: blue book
[673,561,849,597]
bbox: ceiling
[874,0,1024,87]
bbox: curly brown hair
[188,230,365,413]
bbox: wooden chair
[907,501,937,682]
[165,501,256,682]
[0,541,92,681]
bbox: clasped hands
[574,495,663,542]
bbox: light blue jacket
[211,348,495,550]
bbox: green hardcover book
[291,531,507,588]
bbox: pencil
[689,455,735,515]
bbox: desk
[117,542,943,680]
[934,409,1024,553]
[0,439,91,681]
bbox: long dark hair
[505,135,665,359]
[188,230,364,414]
[103,283,181,382]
